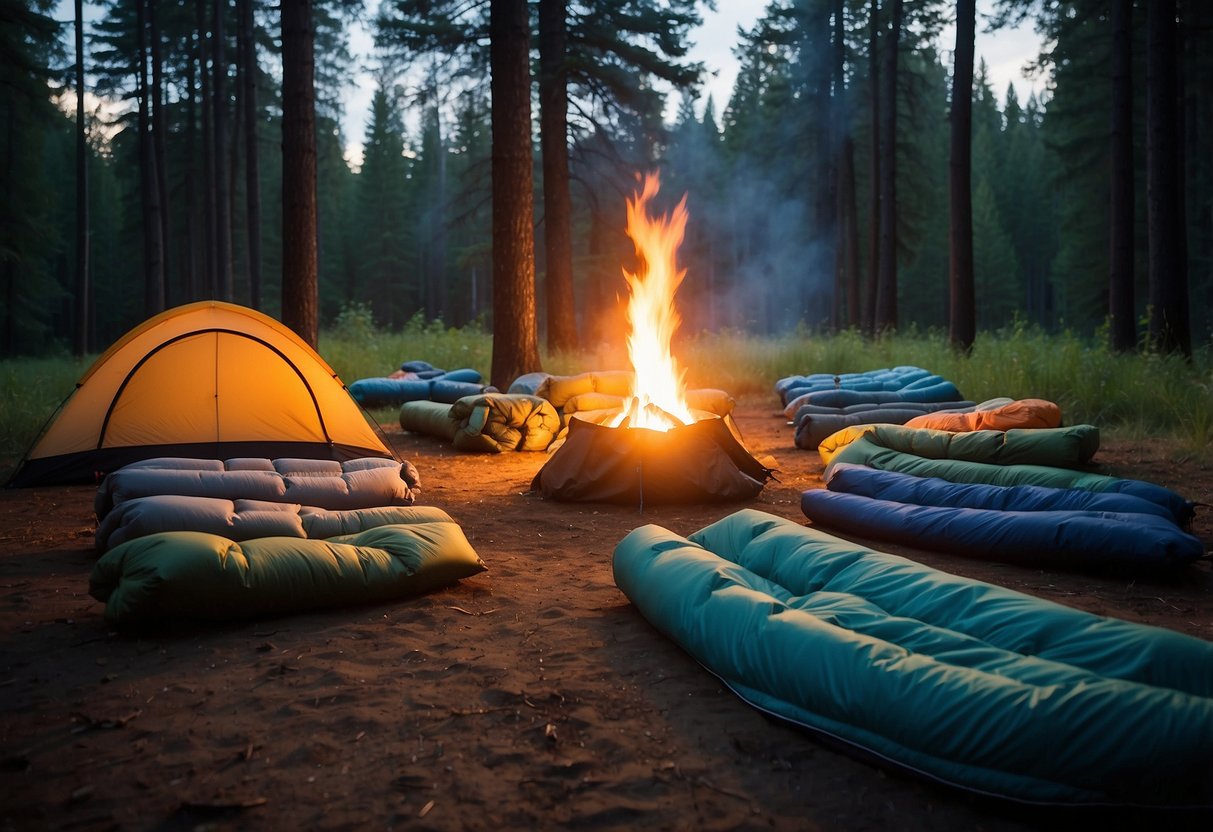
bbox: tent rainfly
[9,301,394,487]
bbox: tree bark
[863,0,880,335]
[948,0,976,351]
[74,0,89,355]
[1146,0,1190,356]
[213,0,233,301]
[184,34,199,302]
[1108,0,1135,352]
[282,0,318,347]
[197,0,216,296]
[489,0,542,389]
[874,0,901,333]
[831,0,859,331]
[538,0,578,353]
[150,0,170,303]
[137,0,165,316]
[239,0,262,310]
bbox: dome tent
[9,302,394,487]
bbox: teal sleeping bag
[612,509,1213,806]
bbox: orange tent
[9,302,393,487]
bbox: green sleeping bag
[90,507,485,625]
[399,400,460,441]
[612,509,1213,806]
[819,424,1100,469]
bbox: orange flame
[609,173,695,431]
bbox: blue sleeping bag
[800,488,1204,571]
[349,369,492,408]
[776,366,932,405]
[612,509,1213,806]
[788,381,964,410]
[826,463,1178,520]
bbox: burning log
[532,172,774,504]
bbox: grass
[2,321,1210,482]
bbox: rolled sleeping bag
[429,379,496,404]
[449,393,562,453]
[506,371,550,396]
[400,359,439,374]
[349,377,433,407]
[437,368,483,384]
[399,400,459,441]
[799,488,1204,572]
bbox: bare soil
[1,398,1210,831]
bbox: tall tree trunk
[831,0,858,331]
[1108,0,1135,352]
[432,114,448,319]
[489,0,542,389]
[150,0,170,304]
[74,0,89,355]
[948,0,975,351]
[213,0,233,300]
[863,0,880,335]
[874,0,901,333]
[184,39,199,302]
[239,0,262,309]
[839,137,860,330]
[197,0,216,296]
[137,0,165,316]
[1146,0,1190,356]
[282,0,318,346]
[538,0,578,353]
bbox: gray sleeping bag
[95,457,421,520]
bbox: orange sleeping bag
[903,398,1061,432]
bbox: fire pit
[532,174,774,505]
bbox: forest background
[2,0,1210,374]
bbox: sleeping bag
[819,423,1100,469]
[447,393,561,452]
[95,457,421,520]
[94,456,419,521]
[776,366,934,405]
[612,509,1213,806]
[90,509,485,626]
[903,398,1061,432]
[96,496,442,553]
[799,488,1203,571]
[820,440,1194,526]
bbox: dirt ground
[1,398,1210,831]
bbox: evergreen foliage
[0,0,1209,358]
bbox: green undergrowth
[2,323,1210,482]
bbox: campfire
[533,173,774,505]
